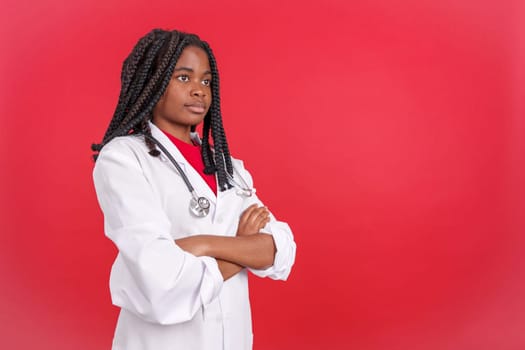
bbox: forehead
[175,45,210,70]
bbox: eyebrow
[173,67,212,75]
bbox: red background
[1,0,524,349]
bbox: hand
[236,204,270,237]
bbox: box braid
[92,29,233,191]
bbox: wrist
[198,235,213,256]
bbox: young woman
[91,29,296,350]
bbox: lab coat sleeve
[233,159,297,281]
[93,138,223,325]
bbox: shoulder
[100,134,146,155]
[96,135,149,162]
[94,135,149,174]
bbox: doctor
[91,29,296,350]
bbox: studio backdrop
[1,0,524,349]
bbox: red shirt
[162,131,218,195]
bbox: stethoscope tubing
[143,134,254,205]
[143,134,197,194]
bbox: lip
[184,102,207,114]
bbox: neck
[152,120,193,144]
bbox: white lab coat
[93,122,296,350]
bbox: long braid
[118,37,166,123]
[141,118,160,157]
[92,30,178,151]
[108,35,170,138]
[201,112,215,173]
[98,33,158,148]
[201,42,233,190]
[92,29,234,191]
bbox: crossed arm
[176,204,275,281]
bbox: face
[152,45,212,141]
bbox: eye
[202,79,211,87]
[177,75,190,82]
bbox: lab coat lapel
[149,122,217,205]
[149,122,188,170]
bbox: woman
[91,28,296,350]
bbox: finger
[248,208,268,225]
[240,204,258,222]
[245,206,266,222]
[253,210,270,228]
[255,215,271,231]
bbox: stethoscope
[144,134,253,218]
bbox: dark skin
[152,46,212,144]
[177,204,273,280]
[153,46,276,280]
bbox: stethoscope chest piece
[190,195,210,217]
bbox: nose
[190,83,206,98]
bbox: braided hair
[92,29,233,191]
